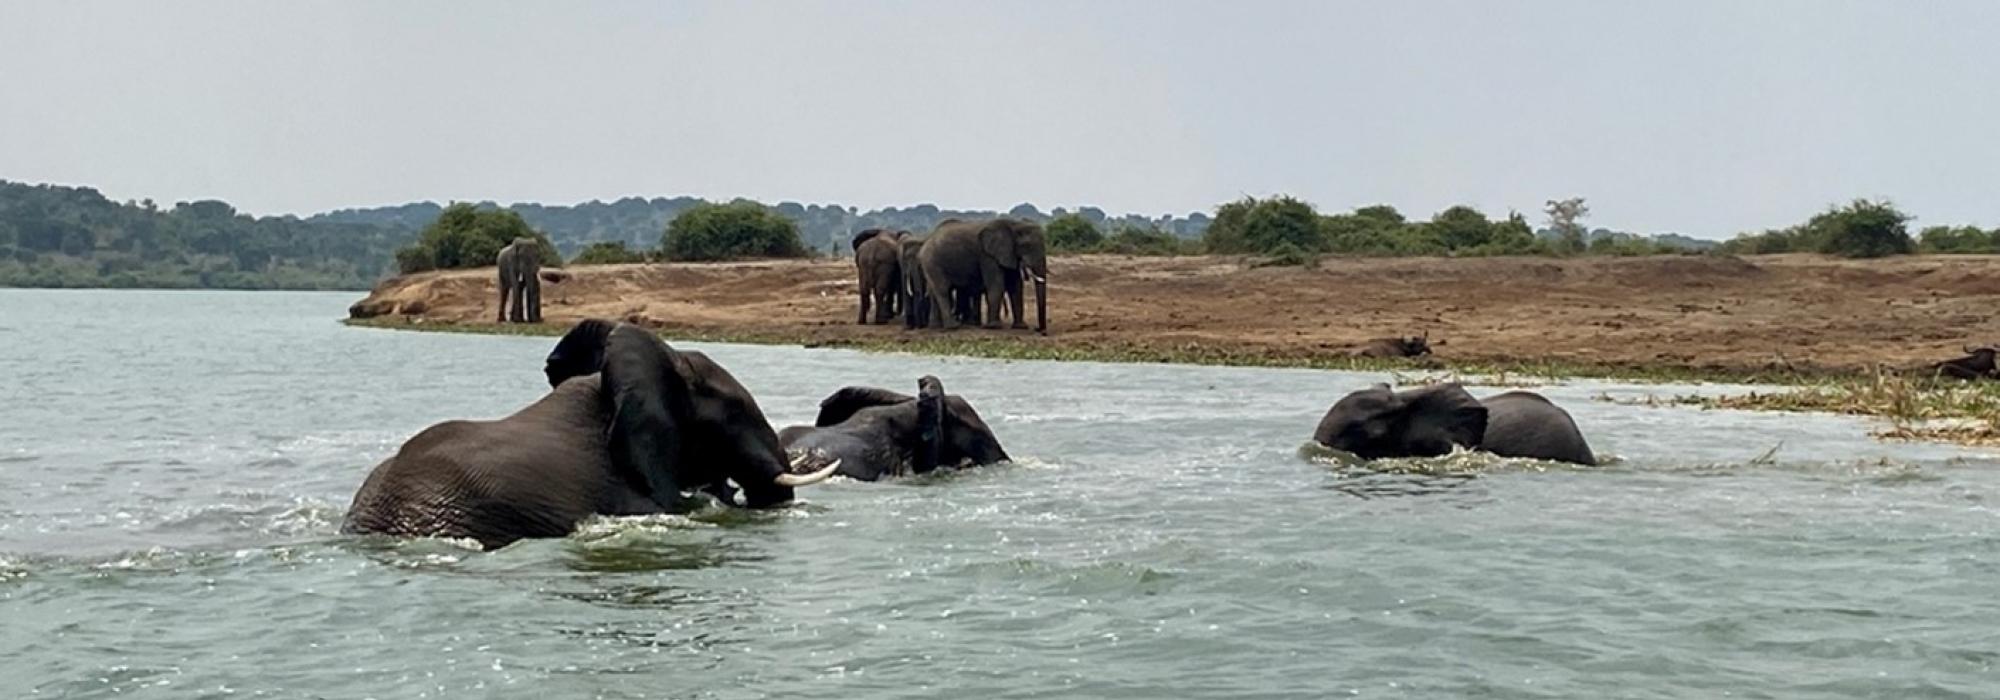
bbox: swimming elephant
[916,218,1047,332]
[778,376,1009,481]
[1312,383,1597,466]
[853,228,906,325]
[342,319,839,549]
[495,237,542,323]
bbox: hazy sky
[2,1,1995,237]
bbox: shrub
[571,241,649,265]
[394,203,559,274]
[660,201,807,262]
[1809,199,1914,258]
[1917,225,1997,254]
[1100,226,1183,255]
[1045,214,1104,253]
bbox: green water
[2,289,1996,698]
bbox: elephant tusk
[1028,273,1046,284]
[775,459,841,487]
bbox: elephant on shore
[778,376,1009,481]
[496,237,542,323]
[916,218,1048,332]
[899,235,981,330]
[1312,383,1597,466]
[342,319,839,549]
[853,229,906,324]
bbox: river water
[1,289,1996,698]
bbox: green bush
[660,201,807,262]
[1046,214,1104,253]
[394,203,559,274]
[1100,226,1185,256]
[1809,199,1914,258]
[571,241,649,265]
[1917,225,1997,254]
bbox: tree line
[5,177,1993,290]
[0,180,403,289]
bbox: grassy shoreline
[344,317,2000,444]
[342,316,1834,385]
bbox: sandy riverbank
[347,253,2000,380]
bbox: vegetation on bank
[343,315,1842,385]
[393,203,561,274]
[660,201,808,262]
[1603,371,2000,445]
[0,180,403,289]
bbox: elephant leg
[525,275,542,323]
[496,279,511,323]
[924,267,956,329]
[858,285,871,325]
[979,262,1005,329]
[1003,268,1026,330]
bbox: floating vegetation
[1599,371,2000,446]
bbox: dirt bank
[347,254,2000,378]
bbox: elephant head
[811,377,1010,470]
[1312,383,1487,460]
[980,218,1048,332]
[545,319,837,507]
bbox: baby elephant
[779,376,1009,481]
[1312,383,1596,466]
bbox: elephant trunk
[913,376,944,474]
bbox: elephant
[778,376,1009,481]
[495,237,543,323]
[853,228,906,324]
[901,235,932,330]
[1930,345,1998,380]
[916,218,1048,332]
[342,319,839,549]
[899,235,981,330]
[1312,383,1597,466]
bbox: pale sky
[2,1,1995,237]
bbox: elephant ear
[980,221,1019,267]
[814,386,914,427]
[599,322,691,508]
[1408,383,1488,450]
[851,228,885,252]
[544,318,618,388]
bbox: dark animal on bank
[1313,383,1597,466]
[342,319,839,549]
[1930,345,2000,380]
[1348,334,1432,358]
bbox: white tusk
[1029,273,1046,284]
[774,458,841,487]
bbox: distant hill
[313,198,1216,257]
[0,180,404,289]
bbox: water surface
[2,289,1996,698]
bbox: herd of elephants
[343,317,1597,550]
[374,216,2000,550]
